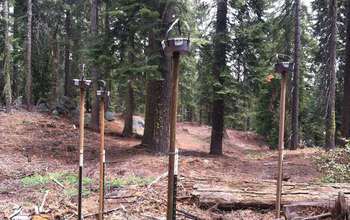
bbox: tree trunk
[153,3,175,153]
[141,2,173,153]
[207,104,211,125]
[142,80,163,150]
[122,33,135,137]
[104,0,112,91]
[50,32,59,104]
[326,0,337,149]
[25,0,32,110]
[291,0,301,150]
[12,1,21,99]
[122,80,134,137]
[342,1,350,138]
[3,0,12,113]
[210,0,228,155]
[90,0,100,130]
[64,9,73,98]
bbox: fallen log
[284,192,349,220]
[192,181,350,210]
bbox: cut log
[192,180,350,210]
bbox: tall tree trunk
[25,0,32,109]
[12,1,21,99]
[50,32,59,104]
[122,80,134,137]
[154,3,174,153]
[104,0,112,90]
[90,0,100,130]
[291,0,301,150]
[3,0,12,113]
[71,5,83,99]
[342,1,350,138]
[64,9,73,98]
[210,0,228,155]
[326,0,337,149]
[142,80,163,150]
[122,34,135,137]
[141,1,174,153]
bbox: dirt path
[0,110,322,219]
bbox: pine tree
[90,0,100,130]
[326,0,337,149]
[342,0,350,138]
[64,5,73,98]
[3,0,12,113]
[291,0,301,149]
[210,0,228,155]
[25,0,33,109]
[141,0,177,153]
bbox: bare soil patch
[0,110,323,219]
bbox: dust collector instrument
[273,54,293,219]
[162,18,191,220]
[73,64,92,220]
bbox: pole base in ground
[78,166,83,220]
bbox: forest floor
[0,109,326,219]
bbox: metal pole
[78,86,85,220]
[167,52,180,220]
[99,96,105,220]
[276,73,287,218]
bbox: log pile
[192,180,350,210]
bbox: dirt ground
[0,109,323,219]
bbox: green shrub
[108,176,154,188]
[314,145,350,183]
[21,172,63,187]
[21,172,93,187]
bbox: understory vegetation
[21,172,153,198]
[315,145,350,183]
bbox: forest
[1,0,350,219]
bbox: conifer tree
[210,0,228,155]
[3,0,12,113]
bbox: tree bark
[291,0,301,150]
[193,181,350,210]
[210,0,228,155]
[326,0,337,149]
[122,80,134,137]
[25,0,33,110]
[12,1,21,99]
[90,0,100,130]
[141,1,174,153]
[104,0,112,91]
[50,32,59,104]
[342,1,350,138]
[3,0,12,113]
[142,80,163,150]
[122,33,135,137]
[64,9,73,98]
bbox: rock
[133,116,144,136]
[55,96,77,115]
[52,109,59,116]
[70,106,91,126]
[69,108,80,121]
[37,103,50,113]
[105,111,116,121]
[13,96,23,107]
[36,98,50,112]
[59,96,76,111]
